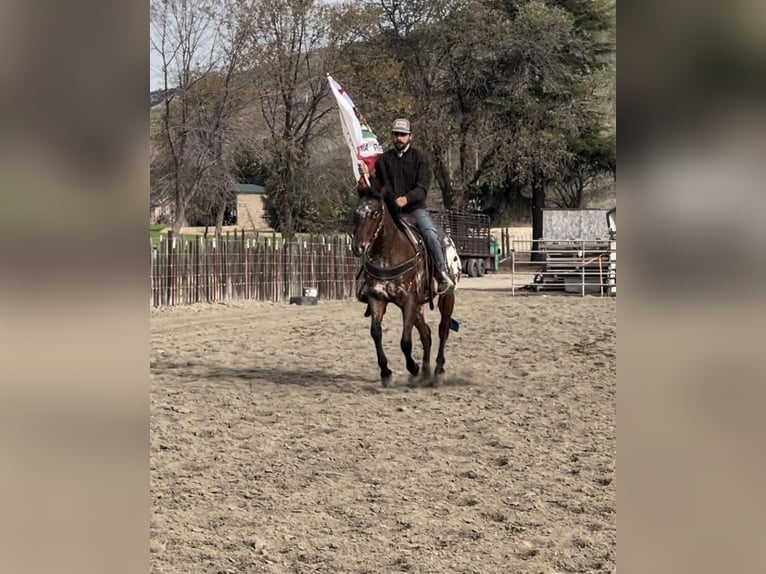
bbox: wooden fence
[150,231,359,307]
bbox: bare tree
[187,2,255,236]
[240,0,340,240]
[150,0,251,235]
[151,0,215,233]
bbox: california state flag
[327,75,383,184]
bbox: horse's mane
[357,184,405,231]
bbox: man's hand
[395,196,408,208]
[358,161,369,177]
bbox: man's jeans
[411,208,449,276]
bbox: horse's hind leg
[369,298,392,384]
[435,292,456,379]
[400,299,420,377]
[413,306,432,378]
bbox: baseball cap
[392,118,411,134]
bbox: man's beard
[394,140,407,151]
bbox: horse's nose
[352,244,364,257]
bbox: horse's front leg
[400,298,420,377]
[369,298,392,384]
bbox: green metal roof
[236,183,266,194]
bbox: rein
[362,199,420,281]
[363,252,418,280]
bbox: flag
[327,75,383,184]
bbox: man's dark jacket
[373,146,432,214]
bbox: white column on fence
[511,248,516,296]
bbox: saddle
[398,213,442,308]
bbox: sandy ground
[150,286,616,574]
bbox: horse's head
[352,191,384,257]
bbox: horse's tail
[439,236,459,331]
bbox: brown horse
[351,189,459,386]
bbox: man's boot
[356,279,369,303]
[437,270,454,295]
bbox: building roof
[236,183,266,194]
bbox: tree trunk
[172,187,187,235]
[215,200,226,238]
[278,170,295,242]
[531,176,545,262]
[431,146,455,210]
[282,209,294,242]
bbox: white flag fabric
[327,75,383,183]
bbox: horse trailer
[431,209,497,277]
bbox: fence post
[212,235,218,302]
[284,239,291,301]
[166,230,174,306]
[150,239,155,307]
[205,233,210,303]
[598,253,604,297]
[581,239,586,297]
[511,247,515,297]
[194,236,200,303]
[271,230,277,303]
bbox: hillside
[150,88,177,108]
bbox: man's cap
[392,118,411,134]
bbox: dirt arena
[150,281,616,573]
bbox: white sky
[149,0,343,92]
[150,50,164,91]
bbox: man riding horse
[358,118,455,296]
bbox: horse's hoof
[433,371,445,387]
[381,369,393,387]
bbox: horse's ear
[357,184,381,200]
